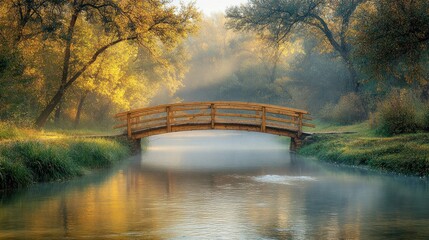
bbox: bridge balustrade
[114,102,314,140]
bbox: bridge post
[261,106,266,132]
[127,112,132,139]
[166,106,172,132]
[290,137,302,152]
[211,103,216,129]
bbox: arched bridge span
[114,102,314,150]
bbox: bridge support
[129,139,142,154]
[290,136,303,152]
[112,135,141,154]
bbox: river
[1,131,429,239]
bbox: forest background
[1,0,429,136]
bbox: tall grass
[0,138,131,190]
[0,156,32,189]
[68,139,129,168]
[299,133,429,176]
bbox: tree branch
[64,36,137,89]
[308,13,342,53]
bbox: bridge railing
[114,102,314,139]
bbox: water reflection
[0,131,428,239]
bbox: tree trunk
[345,59,360,92]
[269,60,278,83]
[54,100,63,125]
[35,87,66,128]
[421,84,429,101]
[74,91,88,129]
[34,8,79,128]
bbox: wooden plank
[266,122,299,131]
[172,117,211,124]
[131,123,299,139]
[173,112,211,119]
[172,119,211,126]
[215,113,260,119]
[214,105,262,111]
[166,106,172,132]
[171,106,211,111]
[215,118,260,126]
[211,103,215,129]
[130,117,166,126]
[265,108,299,117]
[127,112,131,138]
[266,116,295,124]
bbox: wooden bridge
[114,101,314,150]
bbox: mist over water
[142,131,292,172]
[1,130,429,239]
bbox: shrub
[375,89,419,136]
[319,93,367,124]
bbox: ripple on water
[251,175,317,185]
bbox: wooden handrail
[114,101,313,139]
[115,101,309,117]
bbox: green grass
[0,121,122,142]
[0,137,131,190]
[0,122,22,140]
[304,120,374,135]
[299,122,429,176]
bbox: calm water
[1,131,429,239]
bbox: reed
[0,138,131,190]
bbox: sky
[172,0,248,15]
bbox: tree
[32,0,199,128]
[0,0,57,46]
[0,0,59,121]
[354,0,429,91]
[226,0,366,92]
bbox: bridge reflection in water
[114,101,314,150]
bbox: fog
[141,131,293,172]
[150,14,349,114]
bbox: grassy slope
[0,122,132,190]
[299,120,429,176]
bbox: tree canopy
[354,0,429,86]
[0,0,200,128]
[226,0,366,92]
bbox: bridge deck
[114,101,314,141]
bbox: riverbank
[299,121,429,177]
[0,122,133,190]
